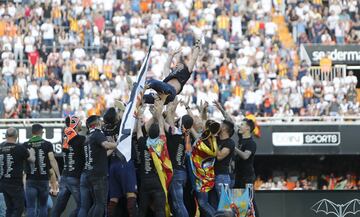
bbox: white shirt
[24,36,35,53]
[103,0,114,11]
[265,22,278,36]
[245,91,256,104]
[324,85,335,101]
[231,16,242,37]
[41,23,54,40]
[167,40,181,51]
[345,75,358,85]
[159,18,172,29]
[73,48,86,59]
[40,85,54,101]
[152,33,165,50]
[54,84,63,99]
[327,15,339,30]
[3,96,17,112]
[27,84,39,100]
[301,75,314,87]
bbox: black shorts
[163,63,191,94]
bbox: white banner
[117,46,152,161]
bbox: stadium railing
[308,65,347,81]
[0,116,360,127]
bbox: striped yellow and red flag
[189,134,218,192]
[147,135,173,217]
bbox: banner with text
[254,124,360,155]
[302,44,360,65]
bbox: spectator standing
[0,80,7,118]
[41,19,55,47]
[2,60,14,87]
[39,81,54,112]
[3,92,17,119]
[217,11,230,41]
[289,89,303,115]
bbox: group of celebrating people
[0,38,258,217]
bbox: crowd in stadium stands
[0,0,359,120]
[255,173,359,190]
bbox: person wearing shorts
[103,107,138,217]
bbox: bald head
[5,127,18,143]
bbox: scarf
[63,127,78,150]
[29,135,43,143]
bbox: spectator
[289,89,303,115]
[41,19,55,47]
[0,80,8,118]
[39,81,54,112]
[3,91,17,118]
[0,0,357,121]
[27,80,39,111]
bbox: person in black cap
[102,107,138,217]
[0,127,35,217]
[143,34,201,105]
[78,115,117,217]
[52,116,85,217]
[24,124,61,217]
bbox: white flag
[117,46,152,161]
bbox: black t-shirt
[215,138,235,175]
[24,138,54,181]
[137,136,157,178]
[235,137,257,182]
[0,143,29,185]
[166,130,186,171]
[62,135,86,178]
[83,129,108,177]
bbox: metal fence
[0,116,360,127]
[308,65,347,81]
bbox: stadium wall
[0,123,360,155]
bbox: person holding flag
[189,120,221,217]
[102,106,138,217]
[136,95,173,217]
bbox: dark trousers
[138,176,166,217]
[78,173,92,217]
[88,176,108,217]
[143,79,176,104]
[169,169,188,217]
[25,180,49,217]
[0,182,25,217]
[78,174,108,217]
[51,176,80,217]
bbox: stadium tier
[0,0,359,217]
